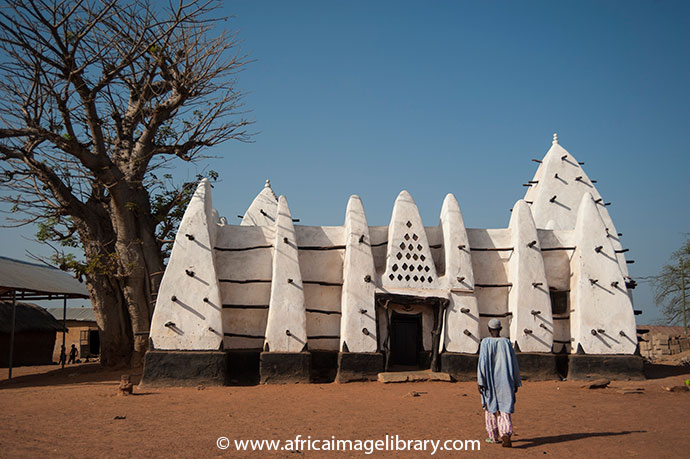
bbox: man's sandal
[501,434,512,448]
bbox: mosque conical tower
[524,134,630,278]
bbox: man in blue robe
[477,318,521,447]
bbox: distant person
[477,319,521,447]
[58,345,66,365]
[68,344,78,364]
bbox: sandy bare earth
[1,363,689,458]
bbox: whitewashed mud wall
[216,225,273,349]
[569,194,637,354]
[149,179,224,350]
[340,196,377,353]
[538,229,575,352]
[441,194,480,354]
[297,225,344,351]
[150,135,637,356]
[507,200,553,352]
[263,196,307,353]
[467,228,512,338]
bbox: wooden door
[390,312,421,366]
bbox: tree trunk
[108,183,165,366]
[75,185,165,367]
[86,271,132,367]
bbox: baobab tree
[652,236,690,333]
[0,0,252,365]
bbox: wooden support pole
[430,299,449,372]
[61,297,67,370]
[382,300,391,372]
[8,290,16,380]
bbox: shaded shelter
[0,301,63,366]
[0,256,89,379]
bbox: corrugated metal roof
[47,307,96,322]
[0,256,89,298]
[637,325,687,336]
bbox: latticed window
[387,221,434,284]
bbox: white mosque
[142,134,642,385]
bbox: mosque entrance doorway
[375,293,449,372]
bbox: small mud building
[0,302,63,367]
[47,307,100,361]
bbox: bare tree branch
[0,0,252,366]
[651,235,690,326]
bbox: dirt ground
[1,363,689,458]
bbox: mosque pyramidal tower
[141,134,642,387]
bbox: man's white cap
[488,318,502,330]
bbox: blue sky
[2,0,689,324]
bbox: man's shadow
[512,430,646,449]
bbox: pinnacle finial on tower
[552,133,559,144]
[264,179,278,200]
